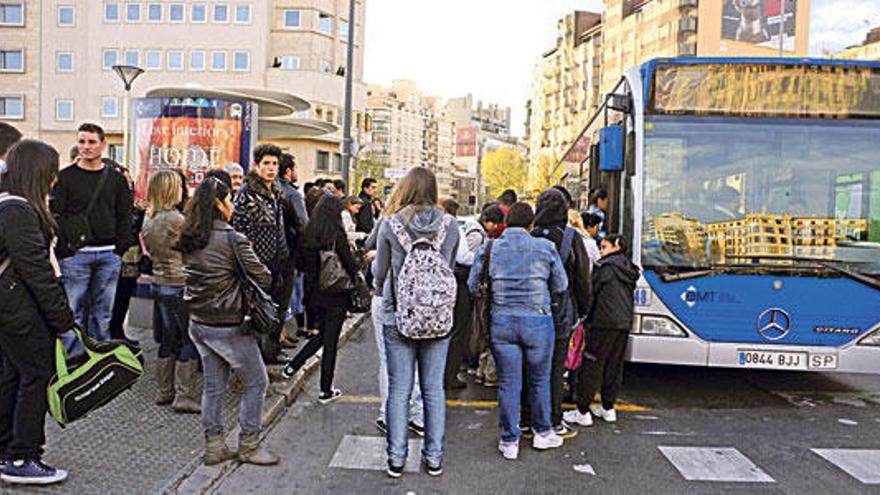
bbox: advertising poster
[130,97,257,202]
[722,0,797,51]
[456,127,478,158]
[563,135,591,164]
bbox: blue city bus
[588,58,880,373]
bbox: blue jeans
[371,297,423,426]
[60,250,121,342]
[491,314,554,443]
[153,285,198,362]
[189,321,268,436]
[384,325,449,467]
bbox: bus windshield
[641,116,880,277]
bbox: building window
[57,52,73,72]
[169,3,184,22]
[234,4,251,24]
[124,49,139,67]
[145,50,162,70]
[316,151,330,171]
[333,153,343,172]
[283,10,300,28]
[56,99,74,121]
[167,50,184,70]
[147,3,162,22]
[104,2,120,22]
[339,20,349,40]
[280,55,299,70]
[318,13,332,35]
[190,50,206,71]
[213,3,228,23]
[125,3,141,22]
[232,51,249,71]
[191,3,207,23]
[0,50,24,72]
[102,49,119,69]
[0,3,24,26]
[211,51,226,71]
[320,60,332,73]
[102,96,118,118]
[57,6,75,26]
[0,96,24,119]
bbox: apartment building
[527,0,812,184]
[0,0,367,180]
[365,80,456,197]
[833,26,880,60]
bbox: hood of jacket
[600,251,641,286]
[244,170,280,200]
[533,188,568,228]
[394,206,445,237]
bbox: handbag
[226,231,279,335]
[318,241,354,293]
[565,320,587,371]
[47,328,144,427]
[61,167,110,252]
[467,240,493,357]
[349,271,371,313]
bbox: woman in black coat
[0,140,76,485]
[282,195,357,403]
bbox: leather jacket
[183,220,272,327]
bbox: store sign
[130,97,257,201]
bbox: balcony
[678,42,697,56]
[679,16,697,34]
[679,0,698,8]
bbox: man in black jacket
[521,187,592,440]
[51,123,133,342]
[355,178,378,234]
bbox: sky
[363,0,879,138]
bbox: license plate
[738,350,808,370]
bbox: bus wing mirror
[600,125,624,172]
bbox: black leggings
[576,328,628,412]
[288,306,347,393]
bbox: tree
[351,150,391,197]
[527,152,565,197]
[480,147,527,199]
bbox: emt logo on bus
[680,285,741,308]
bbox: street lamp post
[112,65,144,166]
[341,0,357,190]
[778,0,787,57]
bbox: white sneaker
[590,406,617,423]
[498,441,519,460]
[563,409,594,427]
[532,431,564,450]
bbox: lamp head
[112,65,144,91]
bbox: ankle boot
[237,433,279,465]
[204,434,236,466]
[172,360,202,414]
[155,357,175,405]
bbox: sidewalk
[13,312,367,494]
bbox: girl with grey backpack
[373,167,460,479]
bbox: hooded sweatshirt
[532,189,592,321]
[372,205,460,318]
[588,250,641,331]
[232,170,289,271]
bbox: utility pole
[341,0,357,190]
[779,0,787,57]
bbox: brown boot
[204,434,236,466]
[155,357,175,405]
[172,360,202,414]
[237,433,279,466]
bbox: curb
[161,313,369,494]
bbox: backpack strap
[0,193,28,279]
[386,215,413,253]
[430,215,454,250]
[559,226,576,264]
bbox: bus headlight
[639,315,688,337]
[857,328,880,346]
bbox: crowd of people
[0,119,641,485]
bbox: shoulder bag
[467,239,493,357]
[318,239,354,293]
[61,167,110,252]
[226,230,279,335]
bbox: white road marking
[328,435,421,473]
[837,418,858,426]
[573,464,596,475]
[658,446,775,483]
[812,449,880,484]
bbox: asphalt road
[210,318,880,494]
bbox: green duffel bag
[47,328,144,427]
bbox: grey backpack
[388,214,457,340]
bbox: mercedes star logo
[757,308,791,341]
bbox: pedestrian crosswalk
[658,446,775,482]
[812,449,880,485]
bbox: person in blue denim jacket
[467,202,569,460]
